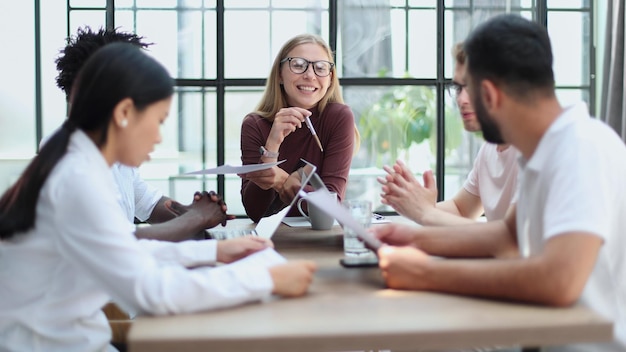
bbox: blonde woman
[240,33,358,222]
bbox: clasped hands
[165,190,235,228]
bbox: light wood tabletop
[127,217,613,352]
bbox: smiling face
[115,97,172,167]
[453,63,481,133]
[280,43,332,109]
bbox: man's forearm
[135,216,205,242]
[413,220,518,259]
[146,197,177,224]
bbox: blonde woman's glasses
[281,57,334,77]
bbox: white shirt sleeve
[132,168,163,222]
[50,166,273,316]
[137,239,218,267]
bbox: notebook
[206,159,317,240]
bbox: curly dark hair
[55,26,153,100]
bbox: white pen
[304,115,324,152]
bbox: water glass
[341,199,374,257]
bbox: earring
[120,119,128,128]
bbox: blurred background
[0,0,602,216]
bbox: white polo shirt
[464,142,519,220]
[516,102,626,351]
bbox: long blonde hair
[254,33,360,150]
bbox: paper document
[255,206,292,239]
[300,190,383,251]
[185,160,286,175]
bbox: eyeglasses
[446,82,467,97]
[280,57,334,77]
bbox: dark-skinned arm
[135,191,235,242]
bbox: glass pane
[136,0,177,8]
[345,85,437,211]
[224,88,266,215]
[224,10,270,78]
[385,9,408,78]
[549,11,589,86]
[272,0,326,9]
[409,0,437,7]
[114,10,136,32]
[203,11,217,79]
[445,0,470,7]
[547,0,586,8]
[408,9,437,78]
[339,1,394,78]
[41,0,70,142]
[70,0,104,7]
[269,10,329,65]
[177,10,205,79]
[115,0,135,7]
[224,88,265,165]
[224,0,270,8]
[556,88,588,108]
[167,175,219,207]
[135,10,178,78]
[0,0,36,163]
[444,10,471,79]
[69,10,105,34]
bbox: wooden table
[128,217,613,352]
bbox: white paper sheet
[184,160,286,175]
[255,206,292,239]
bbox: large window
[4,0,594,216]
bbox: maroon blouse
[240,103,356,222]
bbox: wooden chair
[103,302,132,349]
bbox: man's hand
[378,160,438,223]
[372,223,420,247]
[165,191,235,228]
[378,246,431,290]
[269,260,317,297]
[216,236,273,263]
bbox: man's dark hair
[464,14,555,100]
[55,26,152,100]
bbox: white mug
[297,192,337,230]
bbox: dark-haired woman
[0,43,315,352]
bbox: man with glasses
[378,42,519,225]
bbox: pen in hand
[304,115,324,152]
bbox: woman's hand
[269,260,317,297]
[265,107,311,150]
[239,166,290,193]
[216,236,273,263]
